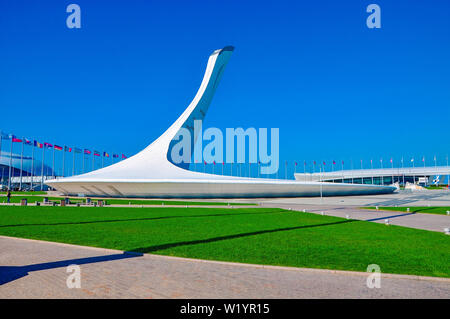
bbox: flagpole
[82,152,85,173]
[52,147,55,178]
[19,139,24,190]
[30,142,35,190]
[8,136,13,190]
[283,161,286,179]
[92,153,94,171]
[350,159,353,184]
[72,149,76,176]
[40,147,45,191]
[61,147,65,177]
[391,159,394,184]
[370,160,374,184]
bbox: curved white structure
[46,47,395,198]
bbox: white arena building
[46,47,395,198]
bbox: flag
[342,160,344,165]
[390,158,393,163]
[113,154,119,158]
[54,145,63,151]
[313,161,316,165]
[213,161,216,165]
[103,151,109,157]
[84,149,91,155]
[44,142,53,148]
[122,154,127,159]
[94,150,100,156]
[295,162,297,166]
[323,161,326,166]
[12,136,22,143]
[64,146,72,152]
[24,138,32,145]
[74,148,82,153]
[333,160,336,165]
[422,157,425,162]
[34,140,43,148]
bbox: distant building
[0,152,53,190]
[294,167,450,186]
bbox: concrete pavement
[0,236,449,299]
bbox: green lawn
[365,206,450,215]
[0,195,254,206]
[0,206,448,278]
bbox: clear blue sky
[1,0,449,174]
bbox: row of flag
[291,156,439,166]
[1,133,127,159]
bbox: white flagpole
[31,142,35,190]
[72,149,76,176]
[62,147,66,177]
[8,136,13,190]
[19,139,24,190]
[52,147,55,178]
[401,156,404,185]
[391,159,394,184]
[370,160,374,184]
[40,147,45,191]
[82,152,85,173]
[380,158,384,185]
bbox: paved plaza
[1,190,449,298]
[0,236,449,299]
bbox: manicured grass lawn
[365,206,450,215]
[0,206,449,278]
[0,195,254,206]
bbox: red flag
[12,136,22,143]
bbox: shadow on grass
[130,219,355,254]
[0,251,142,285]
[0,210,284,228]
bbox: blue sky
[0,0,449,176]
